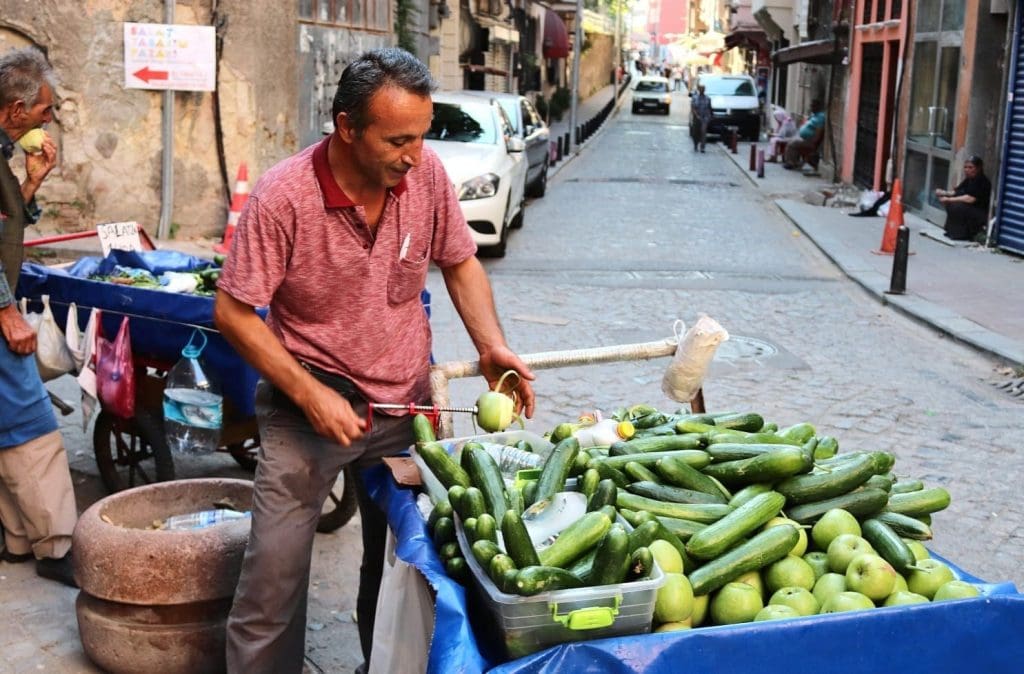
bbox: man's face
[339,86,433,189]
[9,83,55,139]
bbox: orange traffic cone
[875,179,904,255]
[214,163,249,254]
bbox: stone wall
[579,32,613,100]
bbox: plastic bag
[858,190,885,212]
[65,302,86,373]
[77,308,100,431]
[20,295,76,381]
[661,315,729,403]
[95,314,135,419]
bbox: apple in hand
[933,580,981,601]
[845,553,899,601]
[754,604,800,621]
[827,534,874,574]
[765,555,816,594]
[811,508,861,551]
[710,581,764,625]
[769,586,820,616]
[883,591,930,607]
[820,590,875,613]
[803,551,830,581]
[813,572,848,607]
[907,559,955,599]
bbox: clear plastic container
[163,330,223,454]
[163,509,250,531]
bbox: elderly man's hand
[0,305,37,355]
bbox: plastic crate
[456,515,666,660]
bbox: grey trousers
[225,380,415,674]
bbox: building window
[300,0,390,31]
[862,0,872,24]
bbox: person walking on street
[0,47,78,588]
[691,84,712,153]
[214,48,536,674]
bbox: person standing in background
[691,84,712,153]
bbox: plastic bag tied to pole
[661,315,729,403]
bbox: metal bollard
[576,126,581,145]
[887,225,910,294]
[749,143,757,171]
[563,132,570,153]
[756,149,765,179]
[556,137,563,161]
[730,128,739,154]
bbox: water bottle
[163,509,250,531]
[163,330,223,454]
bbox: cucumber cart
[363,339,1024,673]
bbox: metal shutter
[996,7,1024,254]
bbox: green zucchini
[687,524,801,596]
[531,437,581,507]
[489,553,518,589]
[445,556,468,583]
[418,442,472,490]
[705,442,802,462]
[609,434,704,455]
[655,516,708,541]
[412,413,437,445]
[728,483,774,509]
[655,456,729,501]
[461,487,488,519]
[862,518,920,575]
[885,488,951,517]
[433,517,455,547]
[581,468,601,498]
[890,479,925,495]
[514,566,585,596]
[712,412,765,432]
[475,513,498,544]
[590,524,631,585]
[502,510,541,568]
[774,453,876,505]
[615,492,732,523]
[701,446,812,487]
[471,539,502,568]
[587,479,618,512]
[462,446,510,520]
[628,546,654,580]
[538,511,612,568]
[597,449,711,471]
[872,511,932,540]
[685,491,786,561]
[627,520,661,553]
[785,488,890,524]
[623,461,661,484]
[626,480,725,505]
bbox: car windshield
[426,102,497,144]
[636,80,669,93]
[702,78,756,96]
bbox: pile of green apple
[651,508,980,631]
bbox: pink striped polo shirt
[218,136,477,409]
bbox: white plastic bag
[661,315,729,403]
[65,302,87,373]
[20,295,76,381]
[858,189,885,212]
[77,308,100,431]
[368,530,432,674]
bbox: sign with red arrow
[123,22,215,92]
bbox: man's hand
[24,134,57,191]
[295,381,367,447]
[479,346,536,419]
[0,304,37,355]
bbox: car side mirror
[506,136,526,153]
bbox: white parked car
[426,92,527,258]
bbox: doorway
[854,43,883,188]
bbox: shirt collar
[312,136,408,209]
[0,128,14,161]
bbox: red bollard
[756,149,765,178]
[749,143,757,171]
[730,128,739,154]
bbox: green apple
[883,590,930,607]
[649,540,683,574]
[654,618,692,632]
[710,581,764,625]
[933,580,981,601]
[812,572,847,607]
[803,551,830,581]
[845,553,899,601]
[769,586,820,616]
[902,538,930,561]
[655,572,694,623]
[811,509,861,551]
[764,517,808,556]
[17,128,47,154]
[826,534,874,574]
[892,573,908,593]
[820,590,875,613]
[734,569,765,600]
[906,559,955,599]
[690,593,709,627]
[764,555,816,594]
[754,604,800,621]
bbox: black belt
[298,361,362,400]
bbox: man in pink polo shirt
[214,48,535,674]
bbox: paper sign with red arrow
[123,22,215,92]
[132,66,169,83]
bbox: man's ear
[335,112,357,143]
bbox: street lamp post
[569,0,583,151]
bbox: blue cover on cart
[66,249,214,279]
[17,262,262,416]
[366,466,1024,674]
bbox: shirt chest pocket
[387,249,429,305]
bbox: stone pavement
[719,141,1024,368]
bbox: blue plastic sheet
[67,249,215,278]
[366,466,1024,674]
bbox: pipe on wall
[157,0,175,239]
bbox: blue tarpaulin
[364,465,1024,674]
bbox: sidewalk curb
[548,88,627,183]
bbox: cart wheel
[93,409,175,494]
[226,439,259,472]
[316,466,358,533]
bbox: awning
[772,38,846,65]
[543,9,570,59]
[725,29,770,53]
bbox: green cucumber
[499,568,520,594]
[616,491,732,524]
[814,435,839,459]
[676,420,717,434]
[461,487,488,519]
[655,516,708,541]
[567,548,598,581]
[728,483,774,509]
[598,449,711,471]
[633,511,696,573]
[688,525,800,596]
[427,500,453,530]
[785,488,890,524]
[433,517,455,547]
[462,446,510,520]
[628,546,654,580]
[439,541,460,561]
[463,517,478,542]
[593,461,630,488]
[777,422,816,445]
[705,442,802,462]
[632,422,683,438]
[418,442,472,490]
[609,434,704,455]
[627,520,661,553]
[581,468,601,498]
[706,432,794,446]
[587,479,618,512]
[873,511,933,540]
[471,539,502,568]
[685,491,786,561]
[917,514,932,526]
[445,556,468,583]
[412,413,437,444]
[632,412,669,429]
[538,511,612,568]
[590,524,631,585]
[890,479,925,495]
[447,485,468,518]
[531,437,581,507]
[509,487,525,516]
[522,481,538,507]
[475,513,498,544]
[712,412,765,432]
[514,566,585,596]
[489,553,518,589]
[864,474,894,492]
[502,510,541,568]
[623,461,661,484]
[775,453,876,505]
[655,456,729,501]
[618,508,642,527]
[701,446,812,487]
[626,481,725,505]
[549,423,577,443]
[862,518,920,575]
[569,447,592,477]
[885,488,951,517]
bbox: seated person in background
[766,105,798,162]
[935,155,991,241]
[782,99,826,170]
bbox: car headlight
[459,173,500,201]
[663,95,672,104]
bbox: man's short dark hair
[332,48,435,133]
[0,47,57,109]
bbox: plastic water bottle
[163,330,223,454]
[163,509,250,531]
